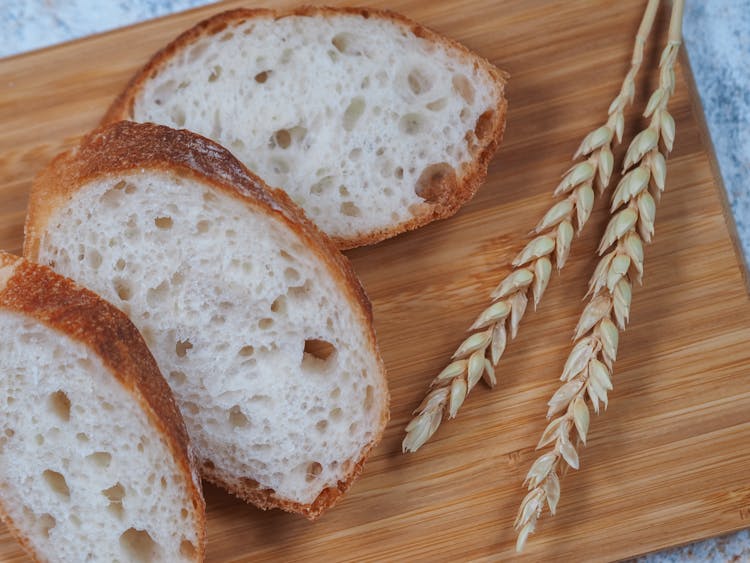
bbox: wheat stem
[402,0,661,454]
[514,0,685,551]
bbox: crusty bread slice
[103,6,508,248]
[24,122,389,519]
[0,252,205,562]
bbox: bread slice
[24,121,389,519]
[103,6,508,249]
[0,252,205,562]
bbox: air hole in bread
[304,339,335,362]
[229,406,250,428]
[284,267,300,283]
[154,216,173,229]
[169,371,187,385]
[310,176,334,195]
[364,385,375,411]
[231,139,246,153]
[86,451,111,467]
[175,339,193,357]
[305,461,323,482]
[452,74,475,104]
[146,280,170,307]
[280,48,293,64]
[343,97,365,131]
[400,113,427,135]
[239,345,255,357]
[100,186,125,209]
[170,106,186,128]
[254,70,271,83]
[331,32,358,55]
[48,390,71,422]
[274,129,292,149]
[415,162,457,204]
[120,528,160,563]
[361,76,370,89]
[42,470,70,499]
[115,258,126,271]
[316,420,328,433]
[76,432,89,443]
[107,502,125,520]
[196,219,211,234]
[184,402,200,415]
[408,68,432,95]
[35,434,44,445]
[340,202,361,217]
[113,278,132,301]
[330,387,341,399]
[208,65,222,82]
[271,157,289,174]
[137,436,148,453]
[87,249,103,270]
[38,513,56,538]
[103,483,126,518]
[187,41,208,63]
[474,109,496,142]
[180,539,197,559]
[348,148,362,161]
[102,482,125,502]
[270,295,287,314]
[459,107,471,124]
[349,422,359,433]
[426,98,448,111]
[219,32,235,42]
[329,408,343,421]
[258,318,274,330]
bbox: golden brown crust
[200,450,368,521]
[0,251,206,561]
[102,6,509,249]
[23,121,389,518]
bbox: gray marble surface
[2,1,749,561]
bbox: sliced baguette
[103,6,508,248]
[24,121,389,519]
[0,252,205,562]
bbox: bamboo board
[1,1,749,561]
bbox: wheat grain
[514,0,684,550]
[401,0,662,454]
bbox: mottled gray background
[2,1,749,561]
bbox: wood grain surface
[1,1,749,561]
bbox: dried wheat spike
[402,0,662,454]
[515,0,684,551]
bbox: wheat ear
[514,0,685,552]
[402,0,661,454]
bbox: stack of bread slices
[2,6,507,561]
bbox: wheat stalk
[402,0,661,454]
[514,0,685,551]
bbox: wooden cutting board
[1,0,749,560]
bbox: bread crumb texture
[127,10,505,243]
